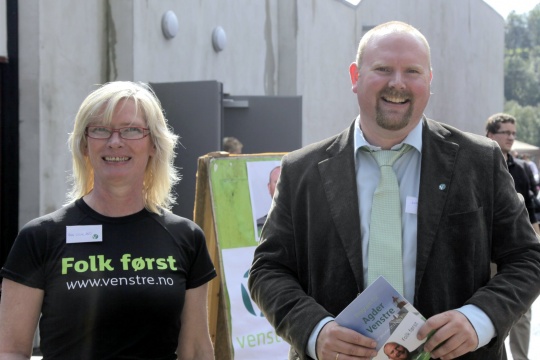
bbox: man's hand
[316,321,377,360]
[417,310,479,359]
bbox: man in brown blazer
[249,21,540,360]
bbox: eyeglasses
[85,126,150,140]
[494,131,517,137]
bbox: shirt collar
[353,116,424,154]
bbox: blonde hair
[67,81,179,214]
[355,21,432,68]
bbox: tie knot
[370,144,411,167]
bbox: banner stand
[193,152,288,360]
[194,152,233,359]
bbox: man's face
[384,342,408,360]
[268,167,281,198]
[487,122,516,156]
[350,31,432,141]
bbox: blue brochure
[335,276,431,360]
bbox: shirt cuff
[306,317,334,359]
[456,304,496,349]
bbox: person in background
[223,136,243,154]
[510,153,538,198]
[256,166,281,234]
[0,81,216,360]
[521,153,539,190]
[486,112,539,360]
[249,21,540,360]
[486,114,539,234]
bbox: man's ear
[349,63,359,94]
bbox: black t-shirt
[1,199,216,360]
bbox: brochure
[335,276,431,360]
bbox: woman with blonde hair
[0,81,216,360]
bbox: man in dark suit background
[486,113,539,360]
[249,21,540,360]
[486,113,539,234]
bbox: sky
[483,0,539,18]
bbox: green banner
[209,155,283,249]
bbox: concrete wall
[295,0,505,142]
[19,1,106,226]
[17,0,504,225]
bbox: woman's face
[84,98,155,190]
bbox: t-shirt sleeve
[185,224,217,290]
[1,220,48,289]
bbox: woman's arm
[0,279,44,360]
[176,283,214,360]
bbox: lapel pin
[439,184,446,190]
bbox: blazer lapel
[318,121,364,292]
[415,119,459,294]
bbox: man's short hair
[485,112,516,135]
[355,21,431,69]
[223,136,243,154]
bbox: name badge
[405,196,418,215]
[66,225,103,243]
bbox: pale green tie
[366,144,411,295]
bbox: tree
[506,12,531,52]
[505,101,540,147]
[504,6,540,147]
[504,7,540,106]
[504,55,540,106]
[527,4,540,48]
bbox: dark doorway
[0,0,19,268]
[151,81,302,220]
